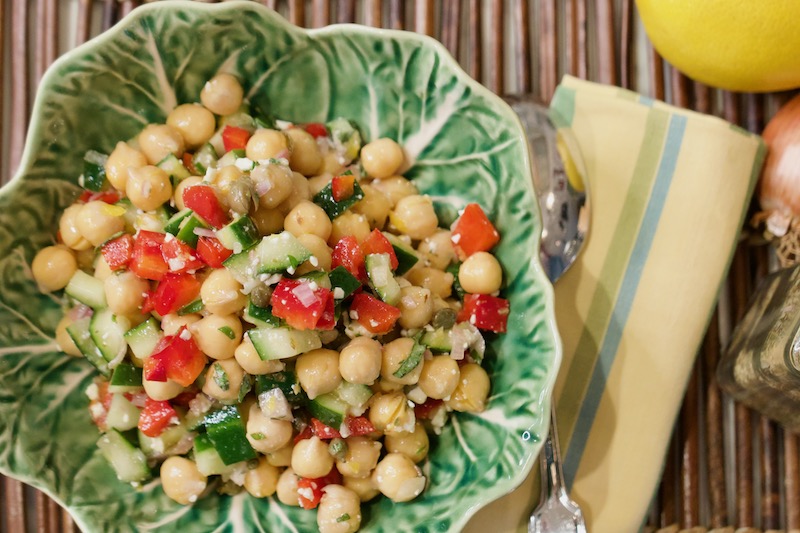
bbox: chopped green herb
[393,334,426,378]
[213,362,230,391]
[250,432,265,440]
[178,299,204,316]
[238,374,253,403]
[336,513,351,523]
[288,255,301,269]
[313,179,365,219]
[218,326,236,339]
[328,438,348,461]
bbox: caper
[432,308,457,329]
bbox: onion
[758,94,800,237]
[193,227,216,238]
[258,388,293,421]
[68,304,93,320]
[292,281,318,307]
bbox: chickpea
[32,245,77,292]
[295,234,332,275]
[190,314,242,360]
[276,171,312,214]
[317,485,362,533]
[292,436,335,479]
[105,142,147,191]
[446,363,491,413]
[319,150,346,176]
[160,313,202,336]
[143,374,183,401]
[385,422,430,463]
[160,457,207,504]
[458,251,503,294]
[104,271,149,316]
[126,165,173,212]
[418,230,456,270]
[138,124,185,165]
[351,184,392,230]
[339,337,382,385]
[76,201,126,247]
[247,129,289,161]
[296,348,342,400]
[55,316,82,357]
[59,204,91,251]
[397,286,434,330]
[173,176,203,211]
[336,437,381,479]
[92,255,113,282]
[212,165,243,195]
[418,355,460,400]
[361,138,405,179]
[202,359,246,403]
[389,194,438,240]
[287,127,322,176]
[167,103,216,149]
[284,201,332,241]
[374,453,425,502]
[246,403,294,453]
[405,267,454,299]
[251,163,294,209]
[266,443,294,467]
[235,339,284,375]
[307,174,332,196]
[276,467,301,506]
[200,73,244,116]
[328,211,370,246]
[343,475,380,502]
[244,457,281,498]
[200,268,247,315]
[370,176,418,207]
[75,247,97,271]
[381,337,423,385]
[251,206,284,235]
[369,391,415,434]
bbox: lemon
[636,0,800,93]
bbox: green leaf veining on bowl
[0,2,560,531]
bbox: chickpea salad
[32,73,510,532]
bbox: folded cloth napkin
[464,75,765,532]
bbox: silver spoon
[506,96,588,533]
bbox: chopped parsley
[250,432,265,440]
[336,513,351,523]
[218,326,236,339]
[213,362,230,391]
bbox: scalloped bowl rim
[1,1,563,531]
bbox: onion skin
[760,94,800,235]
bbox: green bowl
[0,2,560,531]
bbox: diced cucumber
[250,101,277,130]
[216,216,259,252]
[164,209,193,235]
[420,327,452,353]
[223,231,312,282]
[335,381,373,409]
[97,429,151,483]
[297,270,331,290]
[366,253,401,306]
[217,149,245,169]
[193,143,218,175]
[109,363,143,393]
[255,371,305,404]
[193,434,234,476]
[90,308,131,365]
[329,266,361,300]
[203,405,257,465]
[244,302,281,329]
[393,336,426,378]
[384,233,420,275]
[65,270,107,308]
[220,112,256,133]
[312,178,365,219]
[446,263,466,300]
[178,299,204,316]
[432,200,459,228]
[67,317,110,377]
[81,150,108,191]
[124,317,163,362]
[176,213,208,248]
[157,153,191,181]
[106,394,140,431]
[247,327,322,360]
[138,420,191,459]
[308,392,349,428]
[327,117,362,162]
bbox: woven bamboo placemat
[1,1,798,532]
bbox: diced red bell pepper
[78,190,121,204]
[297,467,343,510]
[130,231,169,281]
[294,424,314,444]
[221,125,251,153]
[197,236,233,268]
[161,237,204,273]
[315,291,337,331]
[345,416,375,436]
[182,185,229,229]
[304,122,328,139]
[141,291,156,315]
[414,398,444,420]
[451,203,500,258]
[138,398,178,438]
[101,234,134,271]
[151,273,201,316]
[361,229,399,270]
[182,152,198,175]
[331,235,366,281]
[310,418,341,440]
[144,327,206,387]
[89,381,113,431]
[271,279,333,330]
[171,390,199,408]
[350,293,400,334]
[124,391,148,408]
[457,293,510,333]
[331,174,356,202]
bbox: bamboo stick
[9,0,29,176]
[538,0,557,102]
[414,0,433,36]
[467,0,481,83]
[595,0,616,85]
[515,0,531,94]
[311,0,329,28]
[488,0,503,94]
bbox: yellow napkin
[465,76,765,532]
